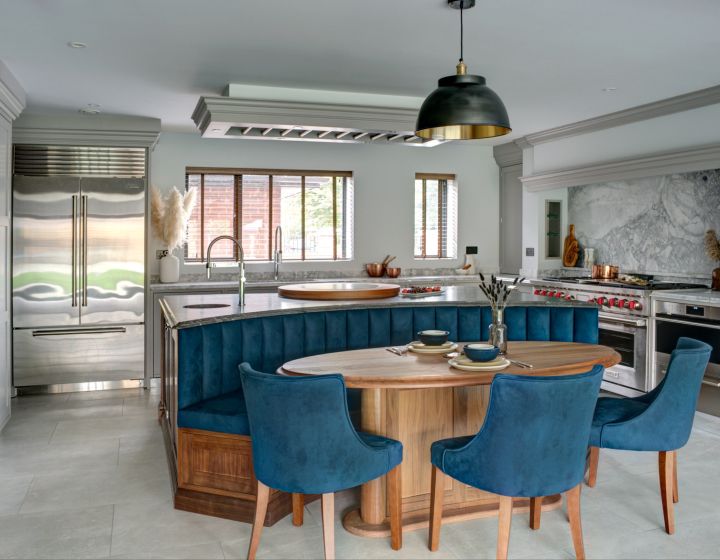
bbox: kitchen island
[158,286,602,527]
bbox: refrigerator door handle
[81,194,88,307]
[71,195,78,307]
[32,327,127,337]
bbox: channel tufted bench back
[176,305,598,410]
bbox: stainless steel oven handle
[598,312,647,327]
[702,377,720,388]
[654,316,720,331]
[32,327,127,337]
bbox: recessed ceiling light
[79,104,101,114]
[68,41,87,49]
[602,87,617,92]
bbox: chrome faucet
[273,225,283,281]
[206,235,246,306]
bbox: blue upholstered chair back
[599,337,712,451]
[436,365,604,497]
[239,363,400,494]
[178,305,599,410]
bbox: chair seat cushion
[178,389,250,436]
[358,432,403,470]
[589,396,649,447]
[431,435,474,469]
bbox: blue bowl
[464,343,500,362]
[417,330,450,346]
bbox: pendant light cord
[459,5,464,62]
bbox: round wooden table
[281,341,620,538]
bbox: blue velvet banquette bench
[166,304,598,524]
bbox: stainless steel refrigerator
[12,145,146,389]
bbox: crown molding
[492,141,523,167]
[520,84,720,147]
[193,96,419,135]
[0,75,25,122]
[12,114,161,148]
[520,142,720,191]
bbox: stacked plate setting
[407,340,458,354]
[448,354,511,371]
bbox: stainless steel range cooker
[524,277,706,397]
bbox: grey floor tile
[50,415,159,443]
[110,541,225,559]
[117,431,167,467]
[20,463,171,514]
[0,438,120,477]
[0,504,113,559]
[111,500,246,557]
[0,474,33,515]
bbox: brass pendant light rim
[415,124,512,141]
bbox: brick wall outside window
[185,169,353,262]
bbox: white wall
[150,133,500,277]
[0,61,25,431]
[532,103,720,174]
[521,187,568,277]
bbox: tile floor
[0,386,719,559]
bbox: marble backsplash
[568,169,720,279]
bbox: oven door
[655,316,720,387]
[599,314,647,394]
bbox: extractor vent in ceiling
[192,90,448,147]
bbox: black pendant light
[415,0,511,140]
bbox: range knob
[565,294,573,301]
[596,297,606,305]
[540,290,548,296]
[618,299,628,308]
[534,289,542,295]
[608,298,618,307]
[548,291,556,297]
[555,292,564,298]
[629,300,643,311]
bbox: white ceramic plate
[409,340,454,349]
[448,356,510,371]
[400,288,446,298]
[408,342,458,354]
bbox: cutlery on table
[386,346,408,356]
[508,359,534,368]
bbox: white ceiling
[1,0,719,139]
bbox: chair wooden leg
[429,465,445,551]
[321,493,335,560]
[672,451,679,504]
[387,465,402,550]
[529,497,542,530]
[566,484,585,560]
[247,481,270,560]
[292,493,304,526]
[586,446,599,487]
[659,451,676,535]
[497,496,513,560]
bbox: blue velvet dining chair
[586,337,712,535]
[238,363,403,560]
[428,366,604,560]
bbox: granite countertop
[651,289,720,306]
[149,274,501,293]
[160,285,594,329]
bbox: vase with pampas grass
[705,230,720,291]
[151,186,197,283]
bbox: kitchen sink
[183,303,232,309]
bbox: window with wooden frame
[184,168,354,262]
[414,173,458,259]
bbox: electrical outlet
[156,249,168,260]
[525,247,535,257]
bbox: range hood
[192,84,447,147]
